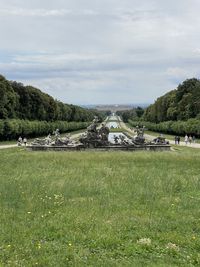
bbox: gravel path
[0,144,17,150]
[119,120,200,149]
[142,133,200,148]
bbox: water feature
[28,116,171,151]
[108,115,119,121]
[108,132,128,144]
[106,121,119,128]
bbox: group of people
[175,135,195,145]
[17,136,28,146]
[174,136,181,145]
[184,134,195,145]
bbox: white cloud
[166,67,195,80]
[0,8,72,17]
[0,0,200,104]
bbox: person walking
[192,135,196,143]
[177,136,180,145]
[18,136,22,146]
[184,134,189,145]
[23,137,27,146]
[189,135,192,145]
[174,136,178,145]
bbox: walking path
[1,117,200,149]
[0,144,17,150]
[119,118,200,149]
[0,129,86,150]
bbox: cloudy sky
[0,0,200,105]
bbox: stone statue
[133,125,146,144]
[45,134,52,145]
[119,134,130,145]
[31,138,47,146]
[79,117,110,147]
[54,129,60,141]
[31,129,74,147]
[86,117,98,137]
[113,135,119,144]
[99,123,110,142]
[135,125,145,137]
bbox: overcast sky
[0,0,200,105]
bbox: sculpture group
[31,130,74,147]
[30,117,169,150]
[79,117,110,147]
[31,117,111,148]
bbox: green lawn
[109,128,125,133]
[1,147,200,266]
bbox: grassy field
[109,128,125,133]
[1,147,200,266]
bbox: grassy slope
[1,148,200,266]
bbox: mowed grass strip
[0,148,200,266]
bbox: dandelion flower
[137,238,151,246]
[166,242,179,251]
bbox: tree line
[143,78,200,123]
[116,78,200,137]
[129,119,200,137]
[0,74,107,140]
[117,79,200,123]
[0,74,104,122]
[0,119,90,141]
[116,107,144,122]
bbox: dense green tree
[129,118,200,137]
[0,75,17,118]
[0,76,104,122]
[135,106,144,118]
[143,78,200,122]
[0,119,90,140]
[0,74,106,140]
[116,107,144,122]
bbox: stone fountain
[27,118,170,151]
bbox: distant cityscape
[82,103,149,112]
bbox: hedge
[0,119,90,140]
[128,119,200,137]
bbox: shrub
[0,119,90,140]
[129,119,200,137]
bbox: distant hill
[143,78,200,123]
[84,104,149,113]
[95,105,134,112]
